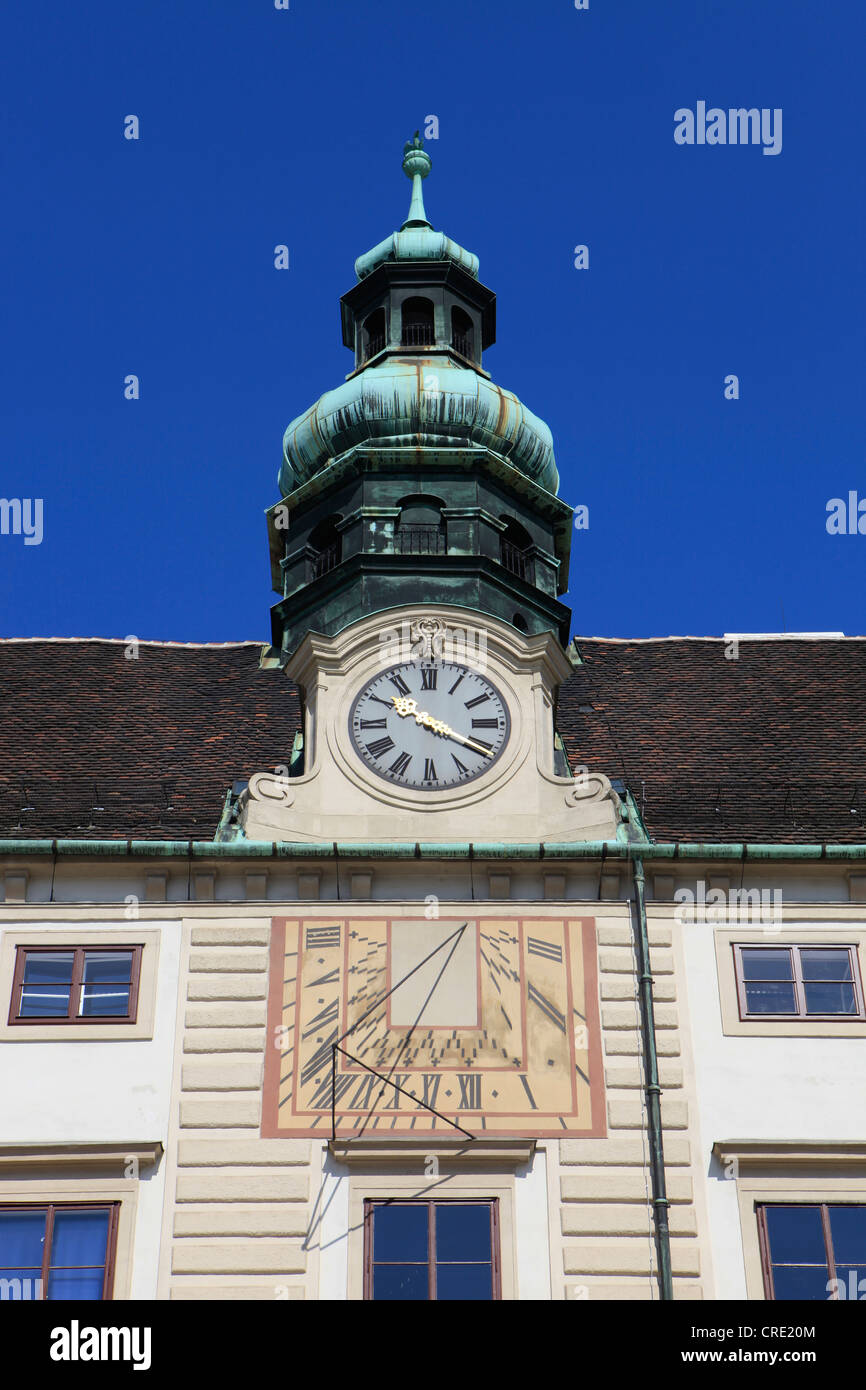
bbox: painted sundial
[263,917,605,1139]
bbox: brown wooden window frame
[0,1201,120,1300]
[362,1198,501,1301]
[8,945,143,1026]
[757,1201,866,1301]
[733,943,865,1021]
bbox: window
[394,495,446,555]
[361,308,385,361]
[499,518,533,582]
[307,516,342,582]
[364,1200,500,1300]
[758,1203,866,1300]
[0,1204,119,1300]
[734,945,864,1020]
[9,947,141,1025]
[400,297,435,347]
[451,305,474,360]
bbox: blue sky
[1,0,863,641]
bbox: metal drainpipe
[631,853,673,1300]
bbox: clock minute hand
[390,695,493,758]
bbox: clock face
[348,662,510,791]
[262,916,606,1140]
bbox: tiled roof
[0,635,864,846]
[559,637,866,844]
[0,640,300,840]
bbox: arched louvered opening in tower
[499,518,533,582]
[307,515,342,582]
[362,307,386,361]
[451,305,474,361]
[401,297,435,347]
[394,495,446,555]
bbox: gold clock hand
[390,695,493,757]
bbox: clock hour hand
[390,695,493,758]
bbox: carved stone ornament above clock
[240,605,620,844]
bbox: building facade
[1,136,864,1303]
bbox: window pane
[80,984,132,1017]
[372,1264,428,1300]
[800,950,852,982]
[804,982,857,1015]
[744,981,796,1014]
[436,1262,493,1300]
[22,953,74,984]
[50,1210,110,1268]
[18,985,72,1017]
[764,1205,826,1263]
[771,1265,831,1300]
[0,1210,46,1267]
[740,949,792,981]
[372,1204,427,1263]
[46,1269,105,1300]
[436,1204,491,1262]
[83,952,133,984]
[828,1206,866,1264]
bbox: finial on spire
[401,130,432,230]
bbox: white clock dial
[348,662,511,790]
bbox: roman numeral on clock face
[420,668,437,690]
[389,672,411,695]
[359,718,387,729]
[389,751,412,777]
[471,718,499,729]
[366,736,395,758]
[464,693,490,709]
[423,758,437,782]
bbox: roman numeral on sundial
[527,937,563,963]
[458,1073,482,1109]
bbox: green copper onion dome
[279,134,558,498]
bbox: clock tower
[241,134,619,847]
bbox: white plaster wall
[682,918,866,1299]
[515,1146,551,1300]
[0,919,181,1300]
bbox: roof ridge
[0,637,267,648]
[573,634,861,643]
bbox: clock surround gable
[240,605,620,845]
